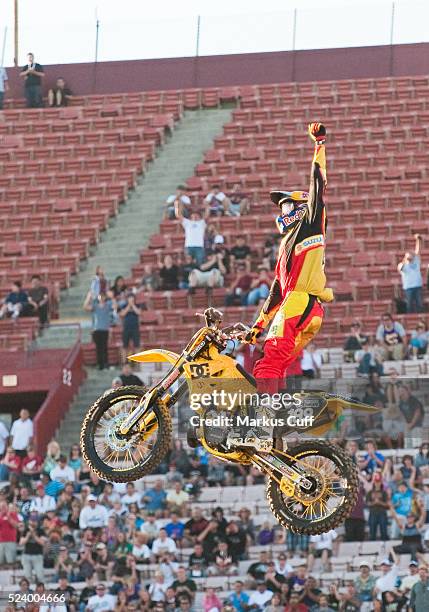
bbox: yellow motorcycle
[81,308,377,535]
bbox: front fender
[128,349,180,366]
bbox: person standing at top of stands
[0,65,9,110]
[9,409,33,458]
[20,53,44,108]
[84,293,115,370]
[397,234,423,313]
[47,77,72,107]
[245,123,333,393]
[175,203,208,267]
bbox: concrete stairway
[55,367,118,452]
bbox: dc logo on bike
[189,363,210,378]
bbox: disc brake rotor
[104,413,141,453]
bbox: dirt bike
[81,308,377,535]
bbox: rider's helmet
[270,190,309,233]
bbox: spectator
[89,266,109,300]
[230,236,252,271]
[0,419,8,459]
[84,293,115,370]
[171,566,196,602]
[94,542,114,581]
[20,52,44,108]
[165,512,185,542]
[361,440,385,474]
[246,267,271,306]
[248,551,270,583]
[152,528,177,558]
[47,77,72,107]
[375,313,406,360]
[409,320,429,358]
[165,185,192,220]
[0,65,8,109]
[118,363,143,387]
[159,255,180,290]
[29,483,56,514]
[202,586,222,612]
[166,482,189,515]
[204,185,230,217]
[228,184,250,216]
[0,447,21,478]
[227,580,250,612]
[343,321,369,361]
[307,530,338,573]
[189,235,229,291]
[247,581,274,610]
[397,234,423,313]
[176,204,207,266]
[10,409,33,457]
[20,514,46,582]
[301,343,322,378]
[119,292,141,364]
[54,545,74,580]
[42,440,61,475]
[140,263,160,292]
[54,573,77,610]
[79,495,108,531]
[398,384,424,447]
[50,455,75,484]
[285,591,308,612]
[390,481,414,538]
[356,340,384,376]
[415,443,429,474]
[27,275,49,327]
[225,521,247,562]
[366,472,389,540]
[209,540,237,576]
[87,583,116,611]
[188,542,207,577]
[354,561,376,606]
[112,275,127,299]
[0,281,29,320]
[224,261,253,306]
[142,479,167,513]
[409,565,429,612]
[0,500,19,567]
[392,513,426,563]
[21,444,43,482]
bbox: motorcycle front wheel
[80,385,172,483]
[267,439,358,535]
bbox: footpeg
[226,430,273,452]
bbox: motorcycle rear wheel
[267,439,358,535]
[80,385,172,483]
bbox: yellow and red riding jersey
[255,141,333,330]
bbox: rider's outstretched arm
[307,122,327,222]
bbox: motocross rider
[246,123,333,393]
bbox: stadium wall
[5,42,429,97]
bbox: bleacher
[2,76,429,361]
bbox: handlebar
[196,308,251,344]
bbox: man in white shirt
[152,528,177,558]
[166,482,189,513]
[176,205,207,267]
[10,409,33,457]
[86,584,116,611]
[308,529,338,572]
[165,185,191,219]
[29,484,56,514]
[247,582,274,609]
[0,67,8,110]
[0,420,9,457]
[79,495,108,530]
[374,557,399,600]
[204,185,231,217]
[120,482,142,508]
[50,455,75,483]
[398,560,420,596]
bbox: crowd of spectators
[0,395,428,611]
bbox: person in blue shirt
[227,580,250,612]
[361,440,385,474]
[142,479,167,513]
[165,512,185,542]
[0,281,29,320]
[397,234,423,313]
[84,293,115,370]
[390,481,414,538]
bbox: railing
[33,338,86,455]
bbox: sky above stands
[1,0,428,66]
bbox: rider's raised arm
[307,122,327,222]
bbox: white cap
[87,494,97,502]
[214,234,224,244]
